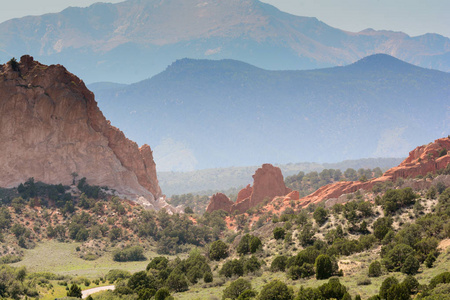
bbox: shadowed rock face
[0,55,162,205]
[206,164,291,213]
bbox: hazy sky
[0,0,449,37]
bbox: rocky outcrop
[206,164,292,214]
[236,184,253,203]
[245,164,292,207]
[297,137,450,207]
[284,190,300,201]
[205,193,234,213]
[0,55,164,207]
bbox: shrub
[220,259,244,278]
[385,283,410,300]
[317,278,347,300]
[203,272,213,283]
[270,256,288,272]
[425,252,437,268]
[401,255,420,275]
[273,227,286,240]
[113,246,146,262]
[243,256,261,274]
[368,261,382,277]
[298,224,315,247]
[237,234,262,255]
[379,277,399,299]
[222,278,252,300]
[166,270,189,292]
[357,278,372,286]
[428,272,450,289]
[314,254,333,280]
[383,243,415,272]
[402,275,419,294]
[313,207,328,226]
[127,271,155,292]
[210,240,229,261]
[105,269,131,283]
[381,188,417,215]
[146,256,169,271]
[373,217,393,240]
[288,263,314,280]
[258,280,294,300]
[155,288,170,300]
[109,227,122,241]
[295,286,322,300]
[9,57,19,72]
[67,284,82,298]
[237,289,257,300]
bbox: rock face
[0,55,163,206]
[205,193,234,213]
[297,137,450,207]
[206,164,291,213]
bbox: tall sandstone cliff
[0,55,163,206]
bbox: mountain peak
[0,0,448,83]
[347,53,422,72]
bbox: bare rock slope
[0,56,164,208]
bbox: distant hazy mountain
[0,0,449,83]
[90,54,450,171]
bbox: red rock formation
[206,193,234,213]
[206,164,292,214]
[236,184,253,203]
[284,190,300,201]
[0,55,163,205]
[296,137,450,206]
[246,164,292,207]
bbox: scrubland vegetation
[1,166,450,300]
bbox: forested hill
[91,54,449,171]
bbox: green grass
[9,239,450,300]
[11,240,158,278]
[38,283,69,300]
[175,246,450,300]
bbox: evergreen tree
[67,284,82,298]
[315,254,333,280]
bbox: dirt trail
[82,285,115,298]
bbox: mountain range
[0,0,449,83]
[89,54,450,171]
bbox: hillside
[91,54,450,171]
[0,0,449,83]
[1,153,449,300]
